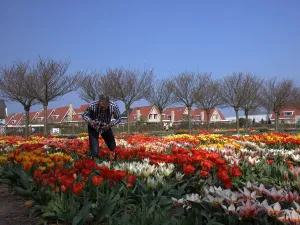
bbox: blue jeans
[88,126,116,159]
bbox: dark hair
[99,94,110,104]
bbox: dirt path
[0,185,38,225]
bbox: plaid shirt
[81,100,121,133]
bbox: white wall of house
[147,107,161,122]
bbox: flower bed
[0,133,300,224]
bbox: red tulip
[126,175,136,185]
[200,170,209,177]
[92,176,104,186]
[230,166,242,177]
[183,165,195,175]
[81,169,91,177]
[72,183,84,195]
[74,161,84,170]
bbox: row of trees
[1,57,299,138]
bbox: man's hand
[101,124,112,130]
[90,120,96,127]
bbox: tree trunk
[275,111,280,132]
[206,111,210,132]
[25,109,30,139]
[43,103,48,138]
[126,105,130,134]
[245,110,249,134]
[235,109,240,134]
[159,108,164,131]
[188,106,192,135]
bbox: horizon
[1,1,300,117]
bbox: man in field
[82,95,121,159]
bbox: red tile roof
[5,115,14,125]
[163,107,187,122]
[79,104,88,111]
[49,106,73,123]
[6,113,25,126]
[270,106,300,120]
[191,108,226,121]
[130,106,154,121]
[19,112,39,125]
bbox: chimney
[171,110,175,122]
[201,111,205,121]
[136,108,141,121]
[68,103,73,121]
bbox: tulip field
[1,133,300,224]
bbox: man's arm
[110,104,121,127]
[81,105,93,123]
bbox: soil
[0,184,38,225]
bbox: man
[81,95,121,159]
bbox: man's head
[99,95,110,110]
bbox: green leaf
[0,178,12,185]
[72,202,92,225]
[20,169,30,189]
[72,216,83,225]
[42,212,56,218]
[13,186,32,197]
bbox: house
[48,104,76,123]
[18,112,39,126]
[162,107,188,126]
[34,109,55,124]
[120,108,133,125]
[6,113,25,127]
[0,100,7,134]
[191,108,226,122]
[270,106,300,124]
[129,106,161,123]
[72,104,88,122]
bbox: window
[149,114,152,119]
[12,120,15,124]
[154,114,158,119]
[196,115,201,120]
[283,112,293,116]
[168,115,171,120]
[133,115,137,120]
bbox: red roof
[6,113,25,126]
[79,104,88,112]
[163,107,187,121]
[130,105,154,121]
[19,112,39,125]
[270,106,300,120]
[191,108,226,121]
[49,106,73,123]
[5,115,14,125]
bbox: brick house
[270,106,300,124]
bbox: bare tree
[145,78,175,130]
[195,78,223,131]
[76,70,104,102]
[102,68,154,133]
[262,78,297,131]
[220,73,250,134]
[171,72,210,134]
[240,74,264,133]
[25,57,78,137]
[0,61,38,138]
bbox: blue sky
[1,0,300,117]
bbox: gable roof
[6,113,25,126]
[48,106,72,123]
[19,112,39,125]
[163,107,187,121]
[129,106,154,121]
[121,108,133,118]
[191,108,226,121]
[270,106,300,120]
[5,115,14,125]
[79,104,88,112]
